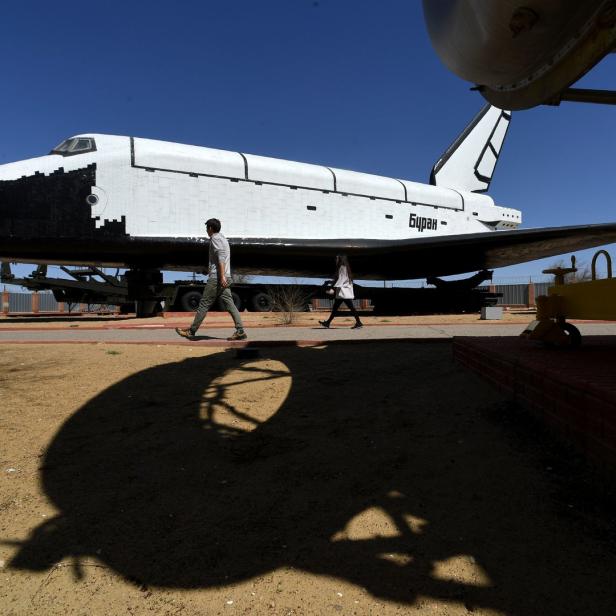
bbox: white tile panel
[401,180,463,210]
[133,138,245,179]
[0,132,521,245]
[463,191,495,210]
[331,168,405,201]
[243,154,334,190]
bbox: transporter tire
[251,291,273,312]
[215,290,243,311]
[231,291,243,312]
[180,290,202,312]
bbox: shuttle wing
[1,223,615,280]
[229,223,616,278]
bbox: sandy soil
[1,343,615,616]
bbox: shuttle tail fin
[430,104,511,193]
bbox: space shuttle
[1,104,615,283]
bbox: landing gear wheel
[559,322,582,348]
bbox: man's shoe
[175,327,194,339]
[319,320,330,328]
[228,330,248,341]
[351,322,363,329]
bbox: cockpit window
[52,140,72,153]
[50,137,97,156]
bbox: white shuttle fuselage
[0,129,521,246]
[18,104,616,282]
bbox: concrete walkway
[1,322,616,344]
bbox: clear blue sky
[2,0,615,286]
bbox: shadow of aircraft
[7,343,616,614]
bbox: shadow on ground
[8,343,616,614]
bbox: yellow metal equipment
[521,250,616,347]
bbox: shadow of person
[188,334,225,340]
[7,343,616,614]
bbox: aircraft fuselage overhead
[423,0,616,109]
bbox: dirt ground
[1,342,615,616]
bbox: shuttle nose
[0,154,98,239]
[0,160,27,181]
[0,155,59,181]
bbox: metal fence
[475,282,553,306]
[310,298,364,311]
[312,284,549,310]
[534,282,551,297]
[3,285,555,314]
[4,292,116,314]
[478,284,529,306]
[8,292,33,313]
[39,293,60,311]
[496,284,528,306]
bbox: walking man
[176,218,247,341]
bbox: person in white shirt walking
[176,218,247,341]
[319,255,363,329]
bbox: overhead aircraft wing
[422,0,616,110]
[1,223,616,280]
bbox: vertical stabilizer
[430,104,511,193]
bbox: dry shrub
[267,285,310,325]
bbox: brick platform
[453,336,616,477]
